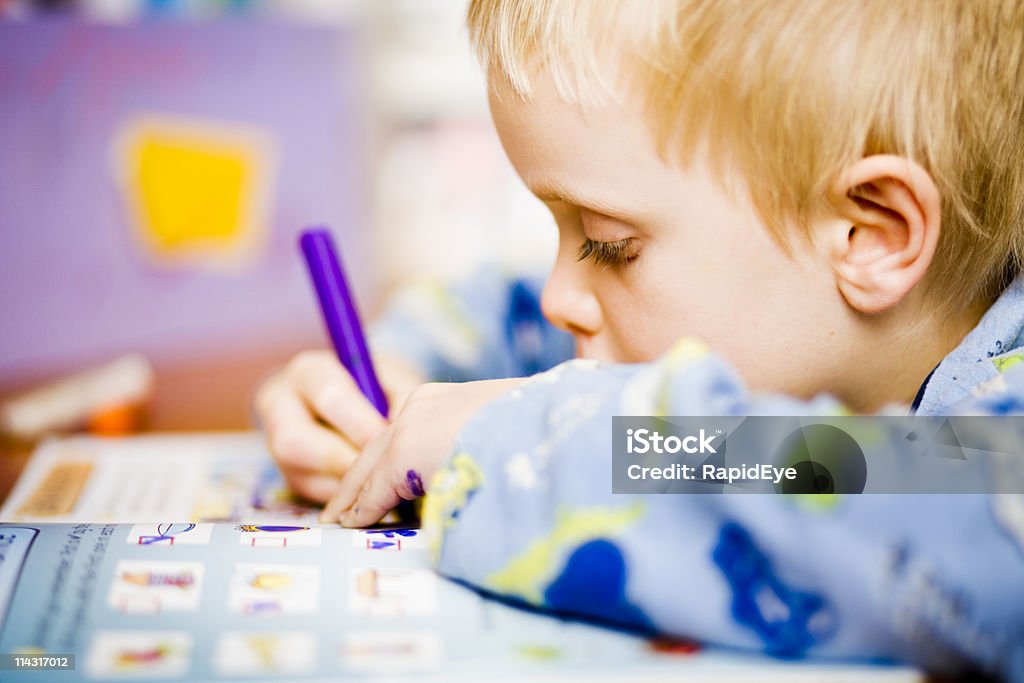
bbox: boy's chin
[575,342,651,364]
[575,341,605,362]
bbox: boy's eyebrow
[526,177,637,220]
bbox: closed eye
[576,237,640,268]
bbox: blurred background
[0,0,555,431]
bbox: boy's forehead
[487,66,755,227]
[487,70,678,218]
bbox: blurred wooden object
[0,345,310,506]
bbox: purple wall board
[0,19,371,380]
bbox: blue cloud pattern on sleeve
[713,522,837,657]
[544,539,654,632]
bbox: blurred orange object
[648,636,701,656]
[0,354,154,439]
[87,402,147,436]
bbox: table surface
[0,349,293,506]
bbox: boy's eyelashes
[576,237,641,268]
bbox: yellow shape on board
[113,114,276,270]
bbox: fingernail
[338,505,358,527]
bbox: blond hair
[468,0,1024,311]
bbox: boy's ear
[823,155,941,314]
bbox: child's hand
[254,350,426,503]
[321,377,525,526]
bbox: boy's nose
[540,245,603,339]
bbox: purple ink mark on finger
[406,470,425,497]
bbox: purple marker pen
[299,227,389,416]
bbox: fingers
[282,470,344,505]
[374,352,428,416]
[259,375,358,477]
[255,349,393,502]
[288,351,387,447]
[256,349,435,515]
[315,376,499,528]
[332,425,426,528]
[320,428,391,522]
[338,465,407,527]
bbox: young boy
[255,1,1024,679]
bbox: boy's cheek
[600,310,688,364]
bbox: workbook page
[0,434,319,525]
[0,522,922,682]
[0,434,922,681]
